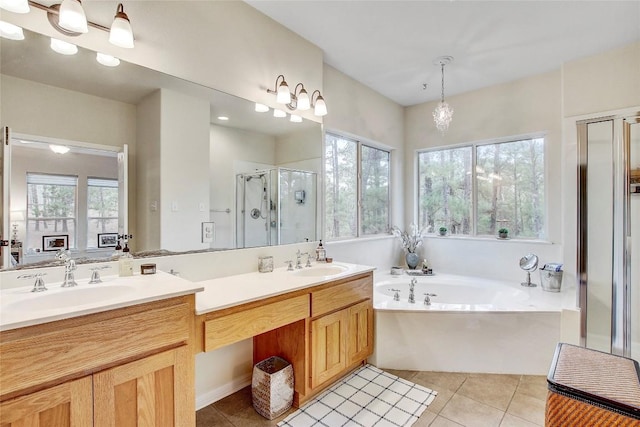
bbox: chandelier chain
[441,63,445,103]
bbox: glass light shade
[96,52,120,67]
[433,101,454,133]
[0,0,29,13]
[290,114,302,123]
[254,103,269,113]
[50,38,78,55]
[296,88,310,110]
[109,5,134,49]
[273,109,286,118]
[0,21,24,40]
[58,0,88,34]
[50,144,70,154]
[217,116,229,121]
[313,96,327,117]
[276,81,291,104]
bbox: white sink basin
[5,285,135,312]
[293,265,348,277]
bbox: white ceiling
[247,1,640,106]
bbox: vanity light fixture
[0,0,29,13]
[49,144,70,154]
[273,108,287,118]
[267,75,327,116]
[311,90,327,117]
[58,0,87,33]
[96,52,120,67]
[50,37,78,55]
[0,21,25,40]
[290,114,302,123]
[255,103,269,113]
[21,1,135,49]
[432,56,454,134]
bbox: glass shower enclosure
[577,113,639,359]
[236,167,317,248]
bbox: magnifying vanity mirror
[1,28,322,269]
[519,253,539,287]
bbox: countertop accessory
[390,266,404,275]
[325,257,333,263]
[258,256,274,273]
[140,263,157,275]
[519,253,538,287]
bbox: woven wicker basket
[252,356,294,420]
[546,343,640,426]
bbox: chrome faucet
[56,250,78,287]
[89,265,111,284]
[295,250,308,269]
[306,253,313,267]
[18,273,47,292]
[409,278,417,303]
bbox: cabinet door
[0,376,92,427]
[93,346,194,427]
[310,310,347,389]
[347,299,374,364]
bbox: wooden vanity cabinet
[0,295,196,427]
[253,271,374,406]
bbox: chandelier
[432,56,454,134]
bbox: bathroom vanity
[195,263,375,406]
[0,262,374,425]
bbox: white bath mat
[277,364,437,427]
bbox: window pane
[325,134,357,238]
[87,179,119,248]
[27,174,77,251]
[476,138,544,238]
[361,145,390,235]
[417,147,472,234]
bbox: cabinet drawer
[204,294,309,352]
[1,296,193,401]
[311,274,373,317]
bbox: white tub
[372,273,577,375]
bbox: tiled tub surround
[372,272,579,375]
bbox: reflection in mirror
[1,27,322,269]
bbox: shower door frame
[577,112,638,357]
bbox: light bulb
[58,0,88,33]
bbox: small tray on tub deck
[405,270,434,276]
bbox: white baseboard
[195,374,252,410]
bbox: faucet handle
[31,273,47,293]
[305,253,313,267]
[389,288,401,301]
[89,268,103,284]
[423,293,437,306]
[284,260,294,271]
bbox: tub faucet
[424,293,437,306]
[389,288,401,301]
[409,278,417,303]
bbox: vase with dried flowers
[391,223,427,269]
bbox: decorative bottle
[316,240,326,262]
[118,243,134,277]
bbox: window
[87,178,119,248]
[325,133,390,239]
[27,173,77,250]
[417,136,545,239]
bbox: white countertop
[0,271,203,331]
[195,262,375,315]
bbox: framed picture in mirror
[98,233,119,248]
[43,235,69,251]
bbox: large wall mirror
[0,28,322,269]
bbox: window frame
[324,131,392,241]
[416,132,547,240]
[86,177,119,249]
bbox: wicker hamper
[546,343,640,426]
[252,356,294,420]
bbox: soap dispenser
[316,240,326,262]
[118,243,134,277]
[112,239,122,260]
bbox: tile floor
[196,370,548,427]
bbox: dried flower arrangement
[391,223,427,253]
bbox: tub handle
[389,288,401,301]
[423,293,437,306]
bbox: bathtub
[371,273,578,375]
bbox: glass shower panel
[585,120,614,353]
[630,122,639,360]
[278,168,317,245]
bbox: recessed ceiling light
[0,21,24,40]
[273,109,286,118]
[255,103,269,113]
[50,144,70,154]
[217,116,229,121]
[50,38,78,55]
[96,52,120,67]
